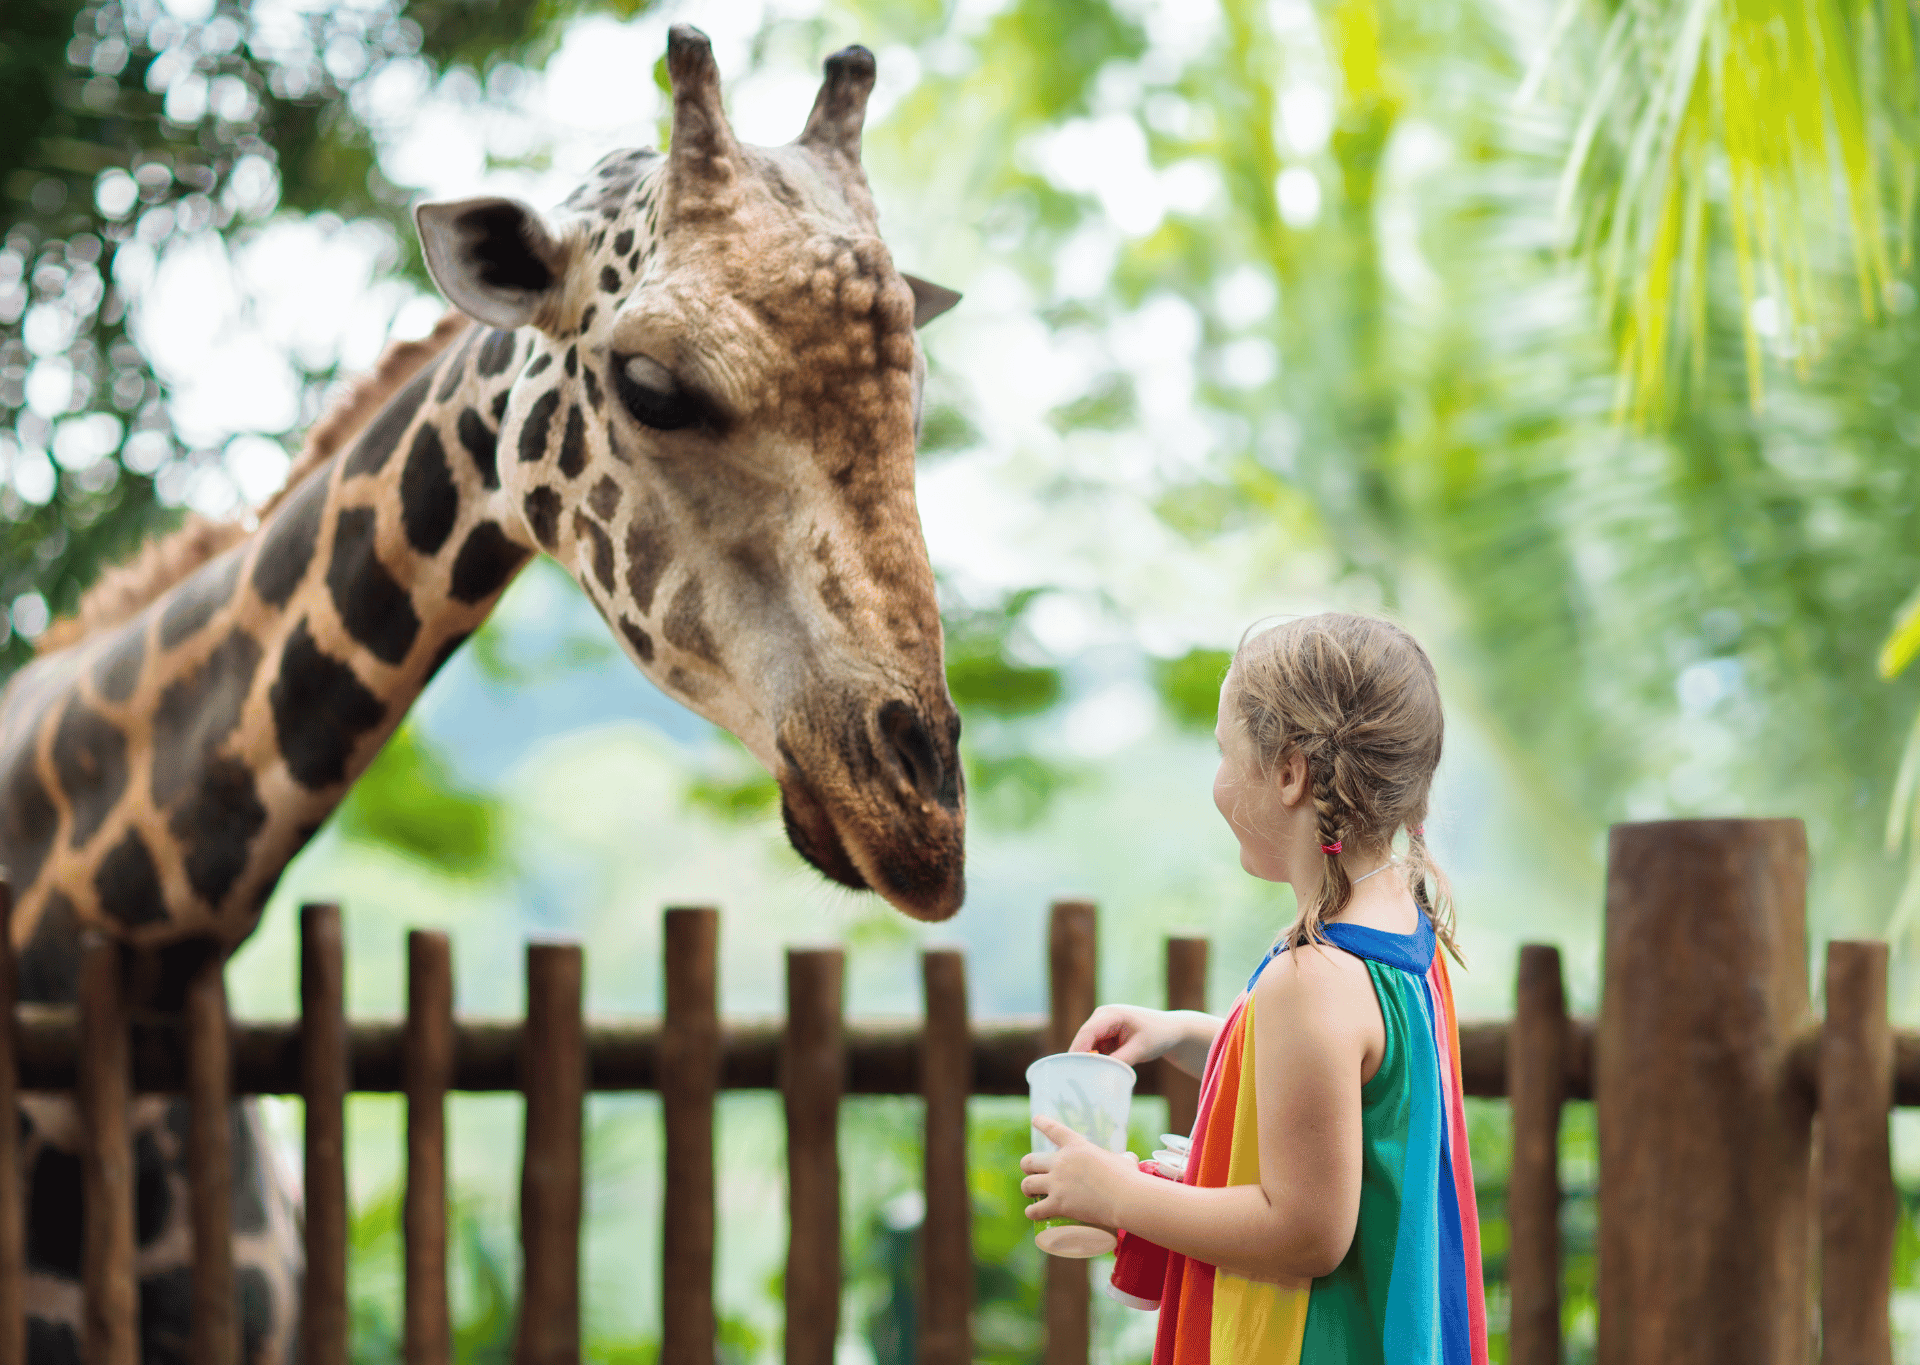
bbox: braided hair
[1230,613,1461,963]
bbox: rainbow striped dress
[1151,915,1488,1364]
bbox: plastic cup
[1026,1051,1136,1257]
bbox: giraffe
[0,26,966,1361]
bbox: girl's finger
[1020,1174,1048,1198]
[1019,1152,1056,1174]
[1068,1009,1125,1053]
[1024,1196,1056,1222]
[1032,1115,1077,1144]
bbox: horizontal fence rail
[4,1007,1572,1097]
[0,834,1907,1365]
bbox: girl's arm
[1070,1005,1223,1078]
[1024,945,1376,1282]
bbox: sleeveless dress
[1151,915,1490,1364]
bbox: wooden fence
[0,817,1909,1363]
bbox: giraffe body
[0,28,963,1359]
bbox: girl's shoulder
[1250,940,1377,1030]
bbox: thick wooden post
[0,883,23,1365]
[783,949,845,1365]
[661,907,719,1365]
[1508,944,1566,1365]
[301,903,349,1365]
[1597,819,1811,1365]
[919,950,972,1365]
[1819,940,1894,1365]
[78,934,136,1365]
[185,958,238,1365]
[1162,938,1207,1137]
[405,931,455,1365]
[515,943,584,1365]
[1045,900,1097,1365]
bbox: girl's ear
[1277,751,1310,807]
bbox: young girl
[1020,613,1488,1364]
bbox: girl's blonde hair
[1230,612,1461,962]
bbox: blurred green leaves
[334,724,498,875]
[1547,0,1920,418]
[1152,648,1233,732]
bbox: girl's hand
[1019,1116,1140,1228]
[1070,1005,1220,1076]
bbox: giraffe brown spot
[135,1128,170,1246]
[19,891,81,1003]
[558,404,587,478]
[582,365,604,411]
[526,353,552,378]
[619,618,654,663]
[492,388,510,423]
[435,328,476,402]
[519,390,560,464]
[270,619,386,789]
[450,522,530,604]
[819,569,855,628]
[27,1145,83,1277]
[613,228,634,256]
[523,487,561,550]
[169,755,266,907]
[96,827,167,927]
[27,1318,81,1365]
[400,423,459,555]
[343,367,434,478]
[93,627,145,703]
[564,345,578,378]
[666,664,709,700]
[52,695,128,850]
[587,475,620,521]
[600,265,620,293]
[327,506,421,666]
[252,467,327,609]
[158,553,241,651]
[457,406,499,489]
[151,628,262,808]
[663,576,720,666]
[574,512,615,592]
[0,747,57,894]
[628,249,641,273]
[138,1267,193,1360]
[428,631,470,678]
[624,493,672,613]
[476,327,518,377]
[579,304,597,333]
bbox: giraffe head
[413,27,966,920]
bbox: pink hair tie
[1320,841,1343,856]
[1410,825,1425,837]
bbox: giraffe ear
[415,197,570,331]
[902,274,961,328]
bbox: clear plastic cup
[1026,1051,1136,1257]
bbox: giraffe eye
[613,353,700,432]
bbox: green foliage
[334,723,499,875]
[1152,649,1234,733]
[1548,0,1920,417]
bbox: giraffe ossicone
[0,26,965,1362]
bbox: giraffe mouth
[775,733,966,921]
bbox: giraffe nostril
[877,700,955,808]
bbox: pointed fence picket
[0,819,1910,1364]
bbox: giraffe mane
[35,309,473,657]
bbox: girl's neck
[1308,853,1422,936]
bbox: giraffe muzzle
[774,698,965,920]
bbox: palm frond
[1553,0,1918,416]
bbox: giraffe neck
[0,322,536,1002]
